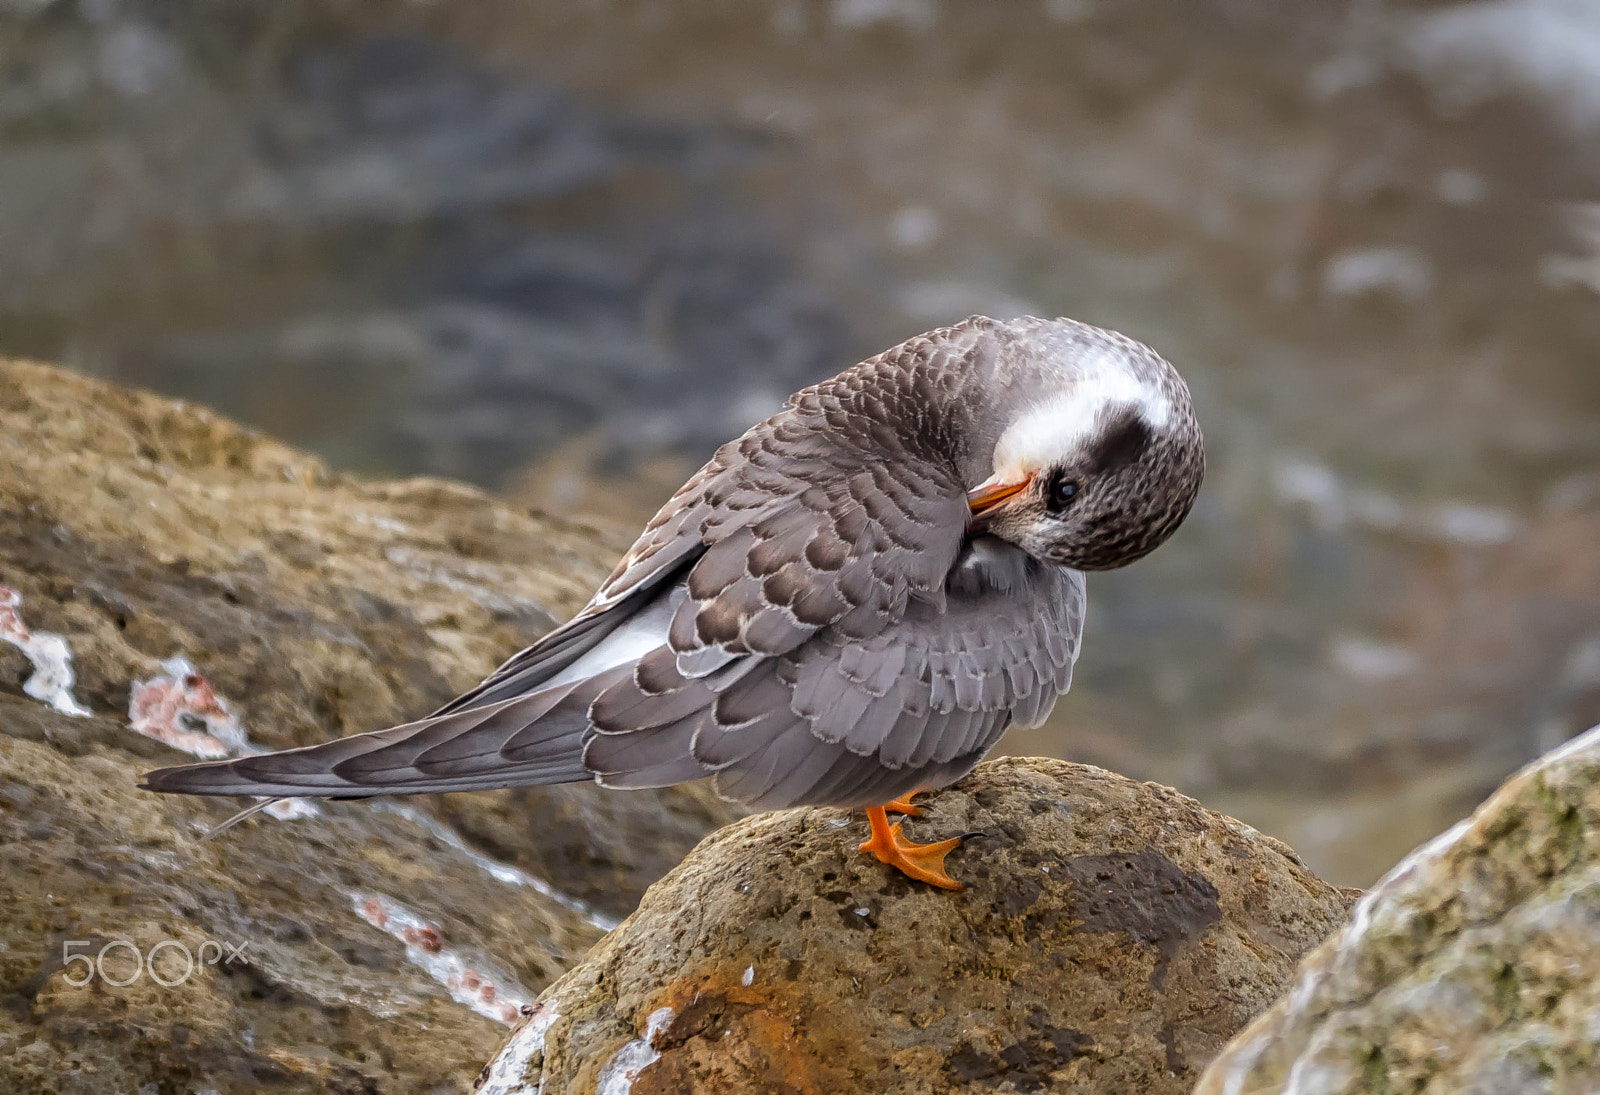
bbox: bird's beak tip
[966,473,1032,519]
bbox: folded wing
[584,547,1085,809]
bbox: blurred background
[2,0,1597,886]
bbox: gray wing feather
[579,711,706,788]
[140,683,600,797]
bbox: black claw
[957,830,988,842]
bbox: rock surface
[0,360,735,1093]
[488,757,1358,1095]
[1197,720,1600,1095]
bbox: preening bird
[142,315,1204,890]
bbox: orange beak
[966,472,1033,525]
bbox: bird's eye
[1047,476,1079,513]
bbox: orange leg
[858,805,965,890]
[882,791,923,817]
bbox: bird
[142,315,1204,890]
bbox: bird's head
[966,324,1204,571]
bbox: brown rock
[487,757,1357,1095]
[1196,721,1600,1095]
[431,781,740,924]
[0,360,736,1093]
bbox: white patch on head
[992,344,1170,481]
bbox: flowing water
[3,0,1598,885]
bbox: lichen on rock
[0,584,91,717]
[492,757,1359,1095]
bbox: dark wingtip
[138,765,179,793]
[139,759,251,796]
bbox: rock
[487,757,1358,1095]
[0,360,736,1093]
[430,782,739,926]
[1196,721,1600,1095]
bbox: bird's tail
[140,680,600,800]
